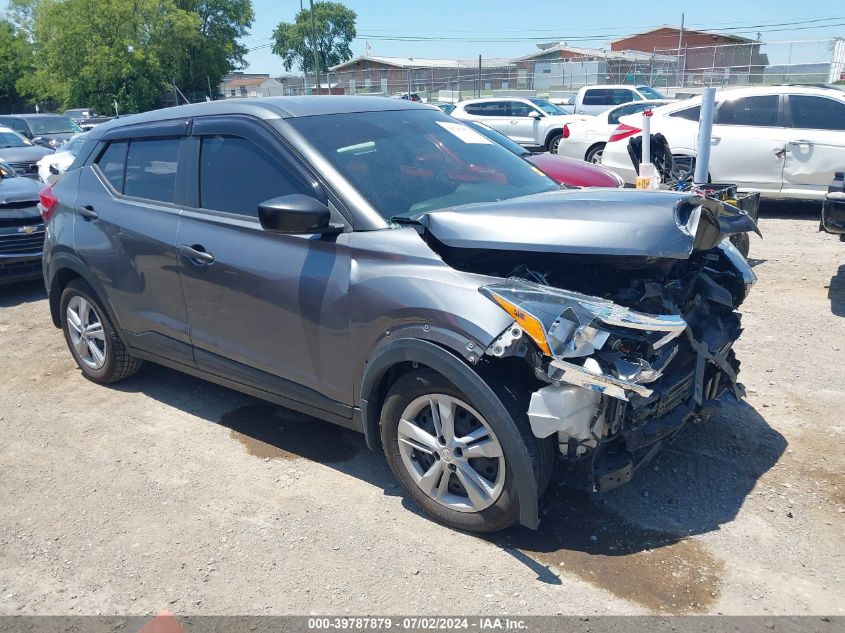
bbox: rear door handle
[179,244,214,265]
[78,205,98,221]
[789,139,813,146]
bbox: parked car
[37,133,88,184]
[0,161,45,284]
[63,108,98,124]
[572,85,666,116]
[432,102,456,115]
[451,97,583,153]
[0,114,83,149]
[821,171,845,240]
[0,126,55,179]
[42,97,758,533]
[600,86,845,200]
[462,120,624,188]
[556,99,670,163]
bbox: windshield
[637,86,665,99]
[463,120,529,157]
[290,109,558,219]
[528,98,567,115]
[27,117,83,135]
[61,134,87,155]
[0,131,32,148]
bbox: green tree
[18,0,254,113]
[0,19,34,113]
[272,1,356,75]
[173,0,254,95]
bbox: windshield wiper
[388,215,423,225]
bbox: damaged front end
[422,191,759,494]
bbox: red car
[463,120,625,188]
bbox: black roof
[88,96,430,139]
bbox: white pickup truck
[572,85,666,116]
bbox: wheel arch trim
[359,337,539,529]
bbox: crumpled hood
[418,189,758,260]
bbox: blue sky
[245,0,845,73]
[2,0,843,73]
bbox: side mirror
[257,194,341,234]
[528,110,542,119]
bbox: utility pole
[309,0,320,94]
[677,13,685,87]
[477,54,482,98]
[300,0,307,94]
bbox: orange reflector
[490,294,552,357]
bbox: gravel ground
[0,204,842,616]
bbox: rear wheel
[380,369,553,533]
[547,133,562,155]
[585,143,606,164]
[60,279,141,384]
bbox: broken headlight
[480,278,688,359]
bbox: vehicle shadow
[111,363,785,612]
[758,199,821,219]
[0,279,46,308]
[492,398,786,611]
[109,362,397,487]
[830,264,845,317]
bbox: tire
[585,143,606,164]
[380,369,554,533]
[60,279,141,384]
[547,133,562,155]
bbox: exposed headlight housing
[481,278,688,360]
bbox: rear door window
[671,105,701,121]
[716,95,780,127]
[123,138,181,203]
[788,95,845,131]
[581,89,607,106]
[607,89,639,105]
[95,141,128,192]
[199,135,311,217]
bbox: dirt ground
[0,203,843,616]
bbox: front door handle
[179,244,214,265]
[789,139,813,146]
[78,205,98,221]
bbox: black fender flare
[543,128,563,149]
[359,337,540,529]
[46,253,125,342]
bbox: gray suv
[42,97,758,532]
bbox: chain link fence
[168,37,844,107]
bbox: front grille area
[7,161,40,178]
[0,257,41,280]
[655,370,696,418]
[0,230,45,255]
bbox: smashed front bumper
[487,241,755,494]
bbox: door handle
[78,205,98,221]
[775,148,786,159]
[179,244,214,265]
[710,136,721,144]
[789,139,813,146]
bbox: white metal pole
[642,112,651,166]
[694,87,717,185]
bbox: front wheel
[380,369,551,533]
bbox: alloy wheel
[66,295,107,370]
[396,394,506,513]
